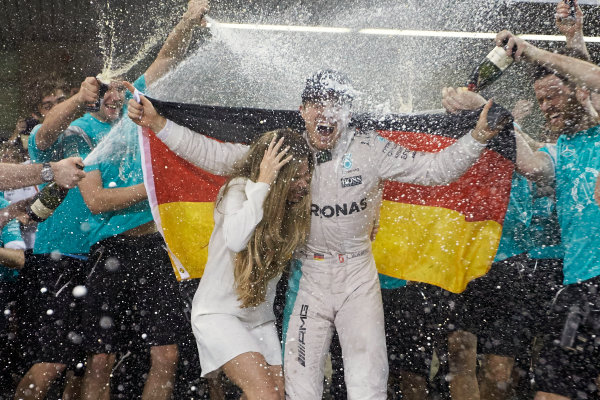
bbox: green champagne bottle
[27,182,69,222]
[466,46,514,92]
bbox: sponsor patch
[341,175,363,188]
[298,304,309,367]
[311,198,368,218]
[342,153,353,170]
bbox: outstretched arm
[497,30,600,92]
[556,0,591,60]
[126,84,247,175]
[0,157,85,190]
[35,77,99,150]
[379,100,503,186]
[144,0,209,86]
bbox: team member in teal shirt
[78,103,186,399]
[490,31,600,399]
[441,31,600,398]
[0,196,25,298]
[15,2,210,397]
[16,75,146,400]
[0,197,25,395]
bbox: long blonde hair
[219,129,313,308]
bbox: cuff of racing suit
[460,130,488,153]
[156,119,173,141]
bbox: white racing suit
[156,120,486,399]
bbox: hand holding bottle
[495,31,531,62]
[556,0,581,35]
[184,0,210,26]
[75,77,100,107]
[257,136,292,185]
[124,81,168,133]
[51,157,86,189]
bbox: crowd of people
[1,0,599,399]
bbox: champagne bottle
[27,182,69,222]
[466,46,514,92]
[564,0,577,22]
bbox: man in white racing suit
[128,70,503,399]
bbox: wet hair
[0,140,27,163]
[219,128,314,308]
[533,47,591,84]
[301,69,355,105]
[24,77,69,114]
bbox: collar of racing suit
[305,124,355,165]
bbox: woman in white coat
[191,129,313,399]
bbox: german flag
[140,99,514,292]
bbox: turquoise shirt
[379,274,407,289]
[0,198,25,281]
[84,114,153,246]
[28,75,147,255]
[528,184,563,260]
[542,125,600,284]
[494,172,532,262]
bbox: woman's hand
[257,136,292,185]
[124,81,167,133]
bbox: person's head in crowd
[25,78,68,123]
[11,116,37,153]
[0,140,28,164]
[223,128,313,308]
[532,47,597,139]
[92,79,126,124]
[300,69,355,150]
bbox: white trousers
[282,252,388,399]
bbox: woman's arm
[220,136,292,252]
[220,180,270,252]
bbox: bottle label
[30,199,54,220]
[486,47,513,71]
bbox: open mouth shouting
[316,123,336,137]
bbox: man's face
[300,100,351,150]
[286,158,311,204]
[534,74,582,135]
[37,89,67,120]
[96,82,125,122]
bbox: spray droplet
[72,285,88,298]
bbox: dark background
[0,0,598,136]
